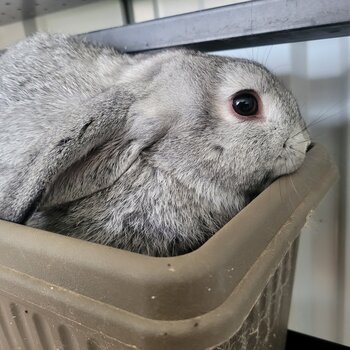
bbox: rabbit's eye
[232,91,258,117]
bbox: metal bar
[120,0,135,25]
[83,0,350,53]
[21,0,37,35]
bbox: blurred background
[0,0,349,346]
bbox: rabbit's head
[113,51,311,207]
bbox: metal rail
[84,0,350,53]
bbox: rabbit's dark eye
[232,91,258,117]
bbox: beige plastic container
[0,144,337,350]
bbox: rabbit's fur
[0,33,310,256]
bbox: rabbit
[0,33,311,256]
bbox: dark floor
[286,331,350,349]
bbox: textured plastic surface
[215,240,299,350]
[0,144,338,350]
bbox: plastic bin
[0,144,337,350]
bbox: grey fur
[0,33,310,256]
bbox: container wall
[215,240,299,350]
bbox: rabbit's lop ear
[0,86,169,224]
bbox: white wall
[0,0,124,49]
[132,0,250,22]
[131,1,350,343]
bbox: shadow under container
[0,144,338,350]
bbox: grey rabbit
[0,33,310,256]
